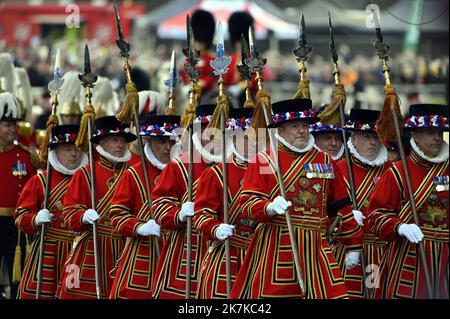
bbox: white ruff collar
[410,137,449,163]
[96,145,131,163]
[313,143,344,161]
[332,144,345,161]
[275,131,315,154]
[49,149,88,176]
[192,131,234,163]
[347,138,387,167]
[144,143,167,171]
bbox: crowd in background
[0,36,448,130]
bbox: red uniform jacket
[231,144,354,299]
[368,151,448,299]
[58,156,129,299]
[334,155,391,299]
[108,160,163,299]
[0,143,37,215]
[194,156,257,298]
[151,151,210,299]
[14,170,74,298]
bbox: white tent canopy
[136,0,448,40]
[138,0,298,40]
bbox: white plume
[58,70,83,115]
[0,92,21,120]
[0,53,15,93]
[138,90,162,115]
[92,76,119,115]
[14,67,33,117]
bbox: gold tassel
[12,229,22,284]
[39,113,59,163]
[250,88,272,133]
[243,98,256,109]
[75,103,96,151]
[180,82,202,141]
[116,81,139,124]
[181,102,197,130]
[243,91,256,109]
[192,82,202,106]
[319,83,346,125]
[292,78,310,99]
[25,240,32,262]
[206,95,229,140]
[376,83,403,142]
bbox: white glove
[215,223,235,241]
[398,223,424,244]
[137,219,160,237]
[352,210,366,226]
[82,209,100,225]
[178,201,194,223]
[35,209,53,226]
[345,251,361,269]
[266,196,292,216]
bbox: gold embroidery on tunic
[292,190,318,208]
[299,178,310,189]
[106,176,116,189]
[420,206,447,226]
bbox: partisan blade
[164,50,180,93]
[236,34,251,80]
[328,12,338,63]
[210,21,231,76]
[245,26,267,73]
[293,13,313,62]
[183,15,200,82]
[78,44,98,86]
[48,48,64,93]
[114,1,130,58]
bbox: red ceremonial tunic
[151,152,210,299]
[14,170,75,298]
[368,151,449,299]
[0,142,38,300]
[194,155,257,299]
[332,156,391,298]
[230,144,356,299]
[0,142,37,215]
[108,160,163,299]
[58,156,128,299]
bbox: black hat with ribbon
[48,125,80,149]
[91,115,137,144]
[405,104,448,131]
[268,98,319,128]
[345,109,380,132]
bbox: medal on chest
[434,176,449,192]
[12,161,27,177]
[304,163,334,179]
